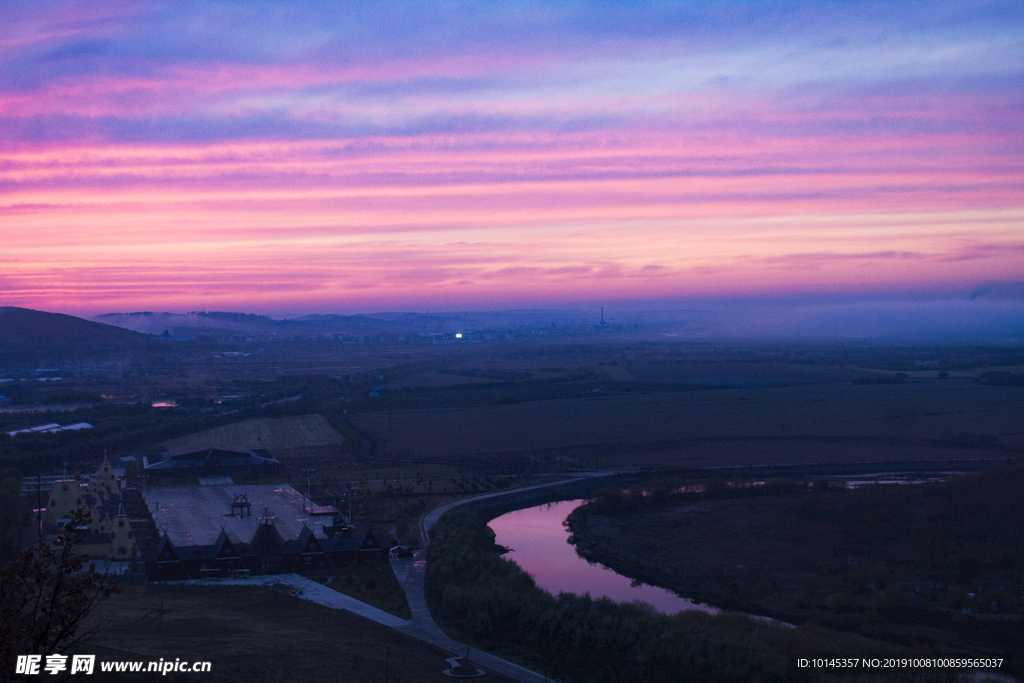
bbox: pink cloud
[1,113,1021,314]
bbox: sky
[1,0,1022,326]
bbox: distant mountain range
[2,301,1019,363]
[0,306,628,369]
[0,306,155,365]
[92,309,608,339]
[0,307,622,364]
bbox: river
[488,499,716,616]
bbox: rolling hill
[0,307,156,365]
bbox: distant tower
[600,307,609,328]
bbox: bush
[763,478,793,495]
[590,486,624,513]
[825,592,855,612]
[0,510,120,663]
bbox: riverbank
[425,506,953,682]
[490,499,715,615]
[563,468,1024,668]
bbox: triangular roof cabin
[154,534,179,563]
[213,529,239,560]
[359,527,381,551]
[296,524,324,555]
[146,534,188,581]
[281,524,329,570]
[248,517,286,557]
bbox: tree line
[425,508,932,682]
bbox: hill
[0,307,155,366]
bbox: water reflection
[489,499,716,616]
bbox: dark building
[141,443,282,479]
[143,514,385,580]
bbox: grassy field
[564,469,1024,667]
[302,561,412,619]
[350,378,1024,466]
[159,413,344,452]
[84,582,480,683]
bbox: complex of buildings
[144,513,386,580]
[37,456,142,564]
[139,443,282,479]
[26,441,384,579]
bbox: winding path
[394,473,612,682]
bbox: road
[397,472,612,682]
[183,472,610,682]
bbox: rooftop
[147,483,331,547]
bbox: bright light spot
[455,333,463,338]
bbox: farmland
[350,378,1024,469]
[159,413,344,452]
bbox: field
[351,378,1024,468]
[159,413,344,452]
[305,562,412,619]
[84,582,481,683]
[564,468,1024,667]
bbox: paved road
[401,473,613,682]
[182,473,611,682]
[416,473,610,545]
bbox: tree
[0,509,120,667]
[0,468,23,552]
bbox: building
[6,422,92,437]
[35,456,141,563]
[141,443,282,479]
[144,512,386,580]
